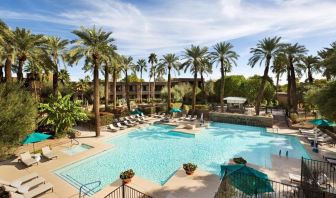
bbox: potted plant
[183,163,197,175]
[120,169,135,184]
[233,157,247,165]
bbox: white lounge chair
[299,128,319,134]
[23,182,53,198]
[122,120,134,127]
[308,135,333,143]
[190,115,197,121]
[19,152,38,167]
[42,146,58,160]
[116,122,126,130]
[17,177,46,194]
[108,124,118,132]
[303,131,324,138]
[289,173,301,183]
[184,115,192,121]
[10,172,39,188]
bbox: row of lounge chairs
[288,172,331,189]
[19,146,57,167]
[108,114,148,132]
[0,172,53,197]
[300,128,334,144]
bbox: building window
[143,85,147,91]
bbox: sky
[1,0,336,84]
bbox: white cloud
[1,0,336,81]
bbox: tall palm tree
[135,59,147,103]
[102,44,117,111]
[211,42,239,112]
[13,28,45,81]
[318,42,336,80]
[120,56,135,111]
[157,53,180,111]
[148,53,158,100]
[0,20,15,82]
[300,55,320,84]
[45,36,69,95]
[111,54,122,110]
[68,26,114,137]
[248,36,282,115]
[272,53,287,97]
[282,43,307,113]
[199,56,213,102]
[181,45,209,110]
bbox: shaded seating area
[224,97,247,113]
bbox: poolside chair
[160,117,170,123]
[308,135,333,143]
[153,112,161,118]
[17,177,46,194]
[10,172,39,188]
[19,152,38,167]
[116,122,126,130]
[108,124,119,132]
[134,117,145,124]
[122,120,134,127]
[125,117,137,125]
[190,115,197,121]
[289,173,301,183]
[42,146,58,160]
[184,115,192,121]
[323,154,336,160]
[300,128,320,133]
[140,112,148,118]
[23,182,53,198]
[303,131,325,138]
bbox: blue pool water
[55,123,310,192]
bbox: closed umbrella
[220,164,273,195]
[169,108,182,113]
[22,132,51,152]
[131,108,143,115]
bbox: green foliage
[233,157,247,164]
[0,83,37,158]
[121,73,143,82]
[194,104,209,110]
[290,113,299,123]
[141,107,156,115]
[39,94,88,137]
[160,83,200,103]
[183,163,197,172]
[314,81,336,120]
[120,169,135,179]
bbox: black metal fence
[301,157,336,197]
[104,184,152,198]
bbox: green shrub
[156,105,167,113]
[183,163,197,172]
[141,107,155,115]
[195,104,209,110]
[0,83,37,159]
[100,112,114,126]
[120,169,135,179]
[233,157,247,164]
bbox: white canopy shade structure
[223,97,247,104]
[223,97,247,113]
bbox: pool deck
[1,114,335,197]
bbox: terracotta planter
[185,170,195,175]
[122,178,132,184]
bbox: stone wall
[209,112,273,127]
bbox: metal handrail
[104,184,152,198]
[71,138,80,145]
[79,180,101,198]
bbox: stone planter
[122,178,132,184]
[185,170,195,175]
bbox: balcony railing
[104,184,152,198]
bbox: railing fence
[104,184,152,198]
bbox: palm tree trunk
[287,66,291,114]
[52,54,59,96]
[289,60,298,113]
[192,70,197,111]
[140,71,142,103]
[125,70,131,111]
[0,66,3,82]
[5,57,12,82]
[153,72,156,100]
[167,68,171,111]
[104,64,109,111]
[93,58,101,137]
[255,58,270,115]
[275,72,280,101]
[307,65,313,84]
[220,60,225,112]
[17,59,24,81]
[112,68,117,110]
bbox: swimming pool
[54,122,310,193]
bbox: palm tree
[248,36,282,115]
[318,42,336,80]
[0,20,15,82]
[148,53,158,100]
[68,26,114,137]
[211,42,239,112]
[282,43,307,113]
[111,54,122,110]
[272,53,287,97]
[102,44,117,111]
[58,69,70,85]
[157,53,180,111]
[120,56,135,111]
[199,56,213,102]
[181,45,209,110]
[300,55,320,84]
[135,59,147,103]
[13,28,45,81]
[45,36,69,96]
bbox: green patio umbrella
[169,108,182,113]
[22,132,51,152]
[131,108,143,115]
[221,164,274,195]
[309,119,336,127]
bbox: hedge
[77,112,114,130]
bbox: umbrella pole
[33,143,35,153]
